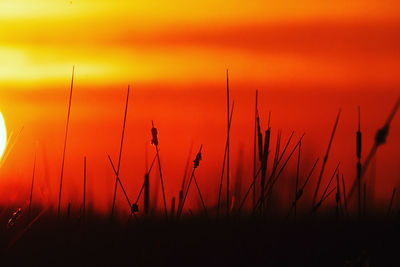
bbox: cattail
[193,146,202,169]
[151,120,168,219]
[348,97,400,201]
[151,126,158,146]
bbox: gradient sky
[0,0,399,216]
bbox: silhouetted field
[0,71,398,266]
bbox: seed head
[151,127,158,146]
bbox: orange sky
[0,0,399,216]
[1,0,400,86]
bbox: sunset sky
[0,0,399,216]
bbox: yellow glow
[0,113,7,160]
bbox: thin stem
[57,66,74,219]
[111,85,130,217]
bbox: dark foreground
[1,210,399,266]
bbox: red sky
[0,0,399,216]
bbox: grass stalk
[57,66,75,219]
[28,151,37,220]
[312,109,341,207]
[111,85,130,218]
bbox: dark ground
[0,208,399,267]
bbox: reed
[387,187,396,216]
[82,156,87,221]
[341,174,348,216]
[67,202,71,221]
[259,134,305,211]
[262,131,294,195]
[177,145,202,219]
[335,170,341,217]
[217,102,234,216]
[107,155,132,210]
[312,162,340,213]
[312,109,341,206]
[193,174,208,217]
[252,90,258,213]
[260,112,271,213]
[257,112,263,162]
[238,131,293,213]
[356,106,362,217]
[151,120,168,219]
[178,144,193,217]
[28,151,37,220]
[294,140,301,219]
[144,174,150,215]
[287,158,319,217]
[363,182,367,216]
[273,129,282,171]
[133,153,157,214]
[226,69,231,217]
[111,85,130,218]
[57,66,75,219]
[170,197,176,221]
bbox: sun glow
[0,113,7,160]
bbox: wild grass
[0,71,399,267]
